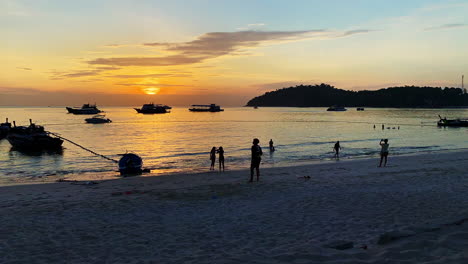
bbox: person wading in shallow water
[217,146,225,171]
[250,138,263,182]
[379,139,389,167]
[210,146,217,170]
[333,141,341,159]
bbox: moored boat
[189,104,224,112]
[85,114,112,124]
[118,153,143,175]
[0,118,12,139]
[7,120,63,150]
[327,106,347,111]
[134,103,169,114]
[66,104,103,115]
[437,115,468,127]
[356,107,365,111]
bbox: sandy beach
[1,150,468,263]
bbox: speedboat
[437,115,468,127]
[7,120,63,150]
[66,104,103,115]
[85,114,112,124]
[327,106,347,111]
[189,104,224,112]
[0,118,12,139]
[134,103,169,114]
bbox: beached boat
[134,103,169,114]
[189,104,224,112]
[0,118,12,139]
[437,116,468,127]
[118,153,143,175]
[85,114,112,124]
[7,120,63,150]
[66,104,103,115]
[356,107,365,111]
[327,106,347,111]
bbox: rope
[48,132,118,163]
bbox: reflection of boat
[0,118,12,139]
[437,115,468,127]
[7,120,63,150]
[189,104,224,112]
[66,104,103,115]
[356,107,365,111]
[134,103,169,114]
[327,106,347,111]
[118,153,143,175]
[85,114,112,124]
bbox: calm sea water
[0,106,467,185]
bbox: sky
[1,0,467,106]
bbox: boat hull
[134,108,167,114]
[437,121,468,127]
[66,107,102,115]
[189,109,224,112]
[7,134,63,150]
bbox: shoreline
[1,150,468,263]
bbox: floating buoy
[118,153,143,175]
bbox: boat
[327,106,347,111]
[189,104,224,112]
[356,107,365,111]
[0,118,12,139]
[134,103,169,114]
[118,153,143,175]
[254,106,259,109]
[437,115,468,127]
[66,104,103,115]
[85,114,112,124]
[7,120,63,150]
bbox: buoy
[118,153,143,175]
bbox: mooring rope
[48,132,118,163]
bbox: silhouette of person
[333,141,341,158]
[379,139,389,167]
[373,124,376,129]
[210,147,217,170]
[269,139,275,152]
[250,138,263,182]
[217,146,225,171]
[382,124,385,130]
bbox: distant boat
[66,104,103,115]
[437,115,468,127]
[85,114,112,124]
[189,104,224,112]
[0,118,12,139]
[356,107,365,111]
[134,103,169,114]
[7,120,63,150]
[327,106,347,111]
[254,106,259,109]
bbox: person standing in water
[379,139,389,167]
[210,147,217,170]
[269,139,275,152]
[250,138,263,182]
[333,141,341,158]
[217,146,225,171]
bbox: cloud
[424,23,467,31]
[115,82,188,87]
[341,29,375,37]
[110,73,191,78]
[50,67,120,80]
[88,29,373,67]
[17,67,32,71]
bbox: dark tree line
[246,84,468,108]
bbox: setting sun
[143,87,160,95]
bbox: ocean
[0,106,467,185]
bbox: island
[245,83,468,108]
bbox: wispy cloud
[50,67,120,80]
[89,29,372,67]
[424,23,467,31]
[110,73,191,78]
[115,83,188,87]
[17,67,32,71]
